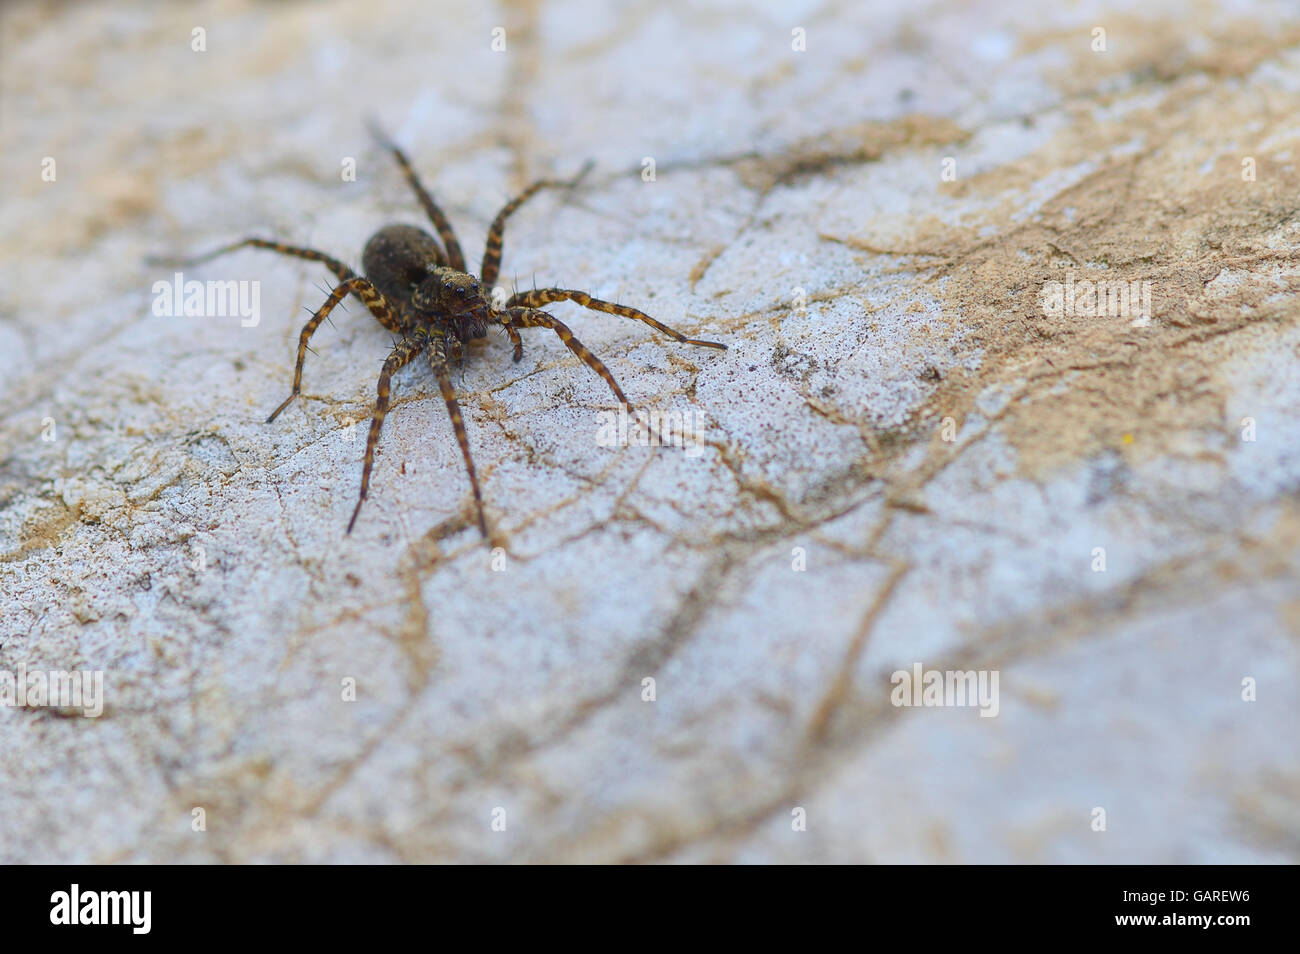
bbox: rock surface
[1,0,1298,862]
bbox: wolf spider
[156,129,726,539]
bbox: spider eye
[457,285,468,296]
[443,281,453,291]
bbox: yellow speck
[1122,433,1134,444]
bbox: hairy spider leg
[348,332,429,534]
[368,124,467,272]
[504,322,525,362]
[507,288,726,350]
[427,337,489,538]
[479,161,594,291]
[149,238,402,332]
[266,276,399,422]
[502,306,632,408]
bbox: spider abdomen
[361,224,446,311]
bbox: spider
[154,128,726,540]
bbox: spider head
[413,268,482,316]
[413,268,489,341]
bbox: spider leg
[504,322,524,362]
[148,238,402,332]
[347,332,428,534]
[504,306,632,408]
[148,238,351,281]
[366,123,467,271]
[267,277,399,422]
[479,161,594,291]
[427,337,489,539]
[506,288,725,350]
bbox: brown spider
[154,128,725,539]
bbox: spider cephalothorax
[153,128,725,541]
[366,224,485,332]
